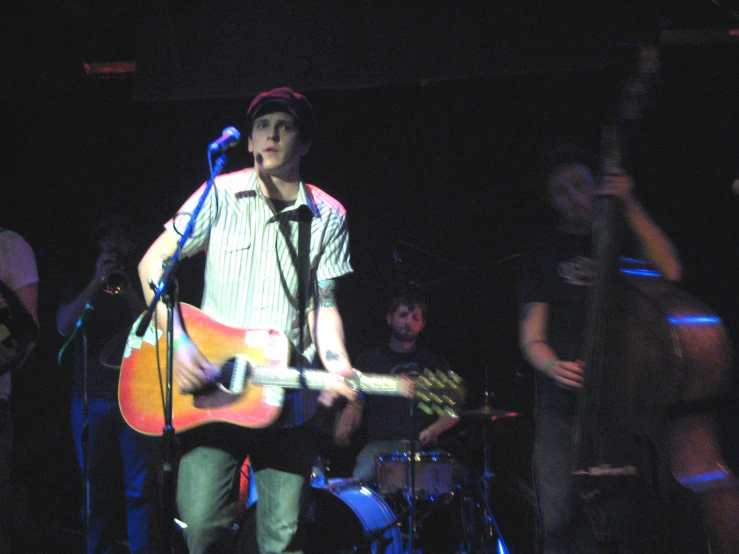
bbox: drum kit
[303,401,521,554]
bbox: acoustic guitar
[119,303,464,435]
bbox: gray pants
[177,446,310,554]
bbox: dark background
[4,1,739,552]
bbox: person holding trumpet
[56,214,161,554]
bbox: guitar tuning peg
[441,394,457,407]
[447,370,463,384]
[444,407,459,418]
[430,371,445,386]
[418,402,434,416]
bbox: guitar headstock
[619,43,661,126]
[600,44,662,177]
[413,369,466,418]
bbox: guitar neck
[248,366,407,396]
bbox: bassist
[517,143,682,553]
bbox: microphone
[208,127,241,153]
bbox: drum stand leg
[475,476,510,554]
[404,441,422,554]
[475,419,511,554]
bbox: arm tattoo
[317,279,337,308]
[326,350,343,362]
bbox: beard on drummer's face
[388,304,426,343]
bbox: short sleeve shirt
[356,344,453,442]
[164,168,353,364]
[519,229,593,414]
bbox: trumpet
[103,270,129,295]
[102,256,130,295]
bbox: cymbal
[461,405,520,421]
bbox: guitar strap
[297,205,313,365]
[288,205,323,428]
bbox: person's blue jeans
[71,396,161,554]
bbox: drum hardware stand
[462,369,512,554]
[404,401,422,553]
[473,474,510,554]
[478,379,511,554]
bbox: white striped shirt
[164,168,352,365]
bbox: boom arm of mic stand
[134,153,227,338]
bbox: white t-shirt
[0,229,39,398]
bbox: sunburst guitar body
[119,303,464,436]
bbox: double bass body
[577,260,739,553]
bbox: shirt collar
[240,168,319,218]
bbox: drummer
[334,284,461,484]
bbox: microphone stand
[58,302,95,552]
[134,152,229,554]
[78,303,93,554]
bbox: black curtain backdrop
[133,1,625,100]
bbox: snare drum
[303,480,403,553]
[375,450,454,500]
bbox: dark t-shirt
[356,344,452,442]
[519,230,594,415]
[519,227,641,415]
[60,279,143,400]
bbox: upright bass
[571,44,739,553]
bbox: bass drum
[303,481,403,554]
